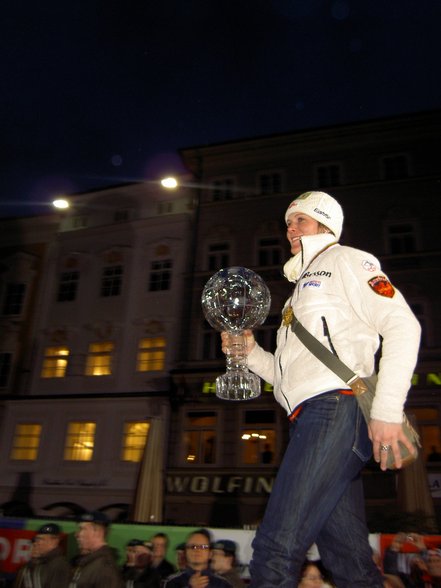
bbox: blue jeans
[249,391,384,587]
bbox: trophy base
[216,371,261,401]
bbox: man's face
[286,212,321,255]
[125,546,136,566]
[34,534,59,557]
[210,549,231,573]
[152,536,167,559]
[427,551,441,577]
[133,546,152,569]
[76,522,100,552]
[185,533,211,570]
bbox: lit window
[137,337,166,371]
[149,260,172,292]
[2,283,26,315]
[64,422,96,461]
[121,421,150,462]
[100,265,123,297]
[10,424,42,461]
[57,271,79,302]
[85,342,114,376]
[41,346,70,378]
[183,412,217,465]
[0,352,12,388]
[241,410,276,465]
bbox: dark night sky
[1,0,441,218]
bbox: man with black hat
[121,540,161,588]
[70,511,122,588]
[210,540,244,588]
[14,523,71,587]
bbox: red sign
[0,529,35,574]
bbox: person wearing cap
[163,529,231,587]
[121,540,161,588]
[149,533,176,581]
[221,191,421,587]
[174,543,187,572]
[13,536,40,588]
[14,523,71,588]
[70,511,123,587]
[210,540,244,588]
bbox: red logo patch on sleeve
[368,275,395,298]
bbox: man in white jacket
[230,191,421,587]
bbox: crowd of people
[7,512,441,587]
[7,513,248,587]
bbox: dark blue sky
[2,0,441,217]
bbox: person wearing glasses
[163,529,232,587]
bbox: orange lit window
[64,422,96,461]
[85,342,114,376]
[136,337,165,372]
[41,346,70,378]
[10,424,42,461]
[121,421,150,462]
[183,412,217,465]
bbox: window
[149,260,172,292]
[386,222,417,255]
[64,422,96,461]
[202,320,224,360]
[381,154,409,180]
[0,352,12,388]
[57,271,79,302]
[2,283,26,315]
[259,173,282,195]
[121,421,150,462]
[40,346,70,378]
[114,209,129,223]
[10,424,42,461]
[408,408,441,464]
[100,265,123,297]
[212,178,234,201]
[184,411,217,464]
[241,410,276,465]
[258,238,283,267]
[315,164,341,188]
[85,342,114,376]
[137,337,166,371]
[410,302,428,348]
[255,315,280,352]
[207,243,229,272]
[72,216,88,229]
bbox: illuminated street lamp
[52,198,70,210]
[160,177,178,189]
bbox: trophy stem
[215,332,261,401]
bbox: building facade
[165,110,441,529]
[0,180,194,520]
[1,111,440,530]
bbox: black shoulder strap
[291,317,357,386]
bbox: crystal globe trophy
[201,267,271,401]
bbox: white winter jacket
[247,233,421,423]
